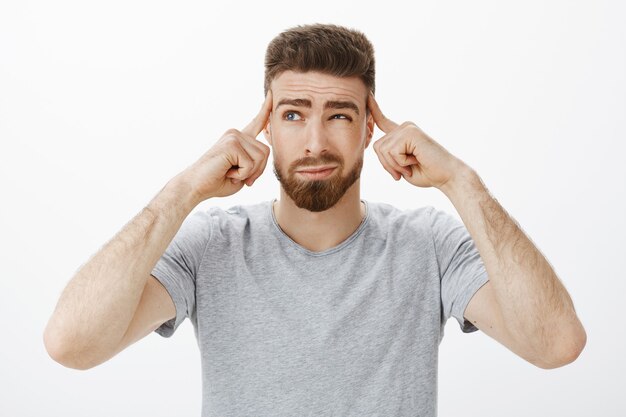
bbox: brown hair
[264,23,376,96]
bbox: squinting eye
[331,114,351,121]
[284,111,301,121]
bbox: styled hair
[264,23,375,96]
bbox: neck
[272,180,366,253]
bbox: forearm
[44,174,198,368]
[440,167,585,361]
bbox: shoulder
[207,200,269,222]
[194,200,268,220]
[364,200,438,241]
[366,200,436,228]
[195,200,271,237]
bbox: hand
[179,90,273,202]
[368,92,468,190]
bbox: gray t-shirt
[151,199,489,417]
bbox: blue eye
[284,111,301,121]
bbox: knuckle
[223,134,239,145]
[251,147,265,161]
[226,138,241,149]
[240,152,253,165]
[244,167,256,178]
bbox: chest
[194,243,441,359]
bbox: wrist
[439,164,482,201]
[160,173,202,213]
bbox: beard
[273,152,363,212]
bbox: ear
[365,110,374,148]
[263,117,272,146]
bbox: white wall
[1,1,623,415]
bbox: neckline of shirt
[268,198,370,257]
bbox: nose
[304,118,329,156]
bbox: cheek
[269,131,297,164]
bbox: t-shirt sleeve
[429,206,490,333]
[150,209,212,338]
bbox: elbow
[535,322,587,370]
[43,327,96,371]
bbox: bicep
[112,275,176,355]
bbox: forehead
[270,70,368,107]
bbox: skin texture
[42,92,275,370]
[45,68,586,371]
[263,70,374,252]
[263,71,586,368]
[363,90,586,368]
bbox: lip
[296,165,338,173]
[296,166,337,179]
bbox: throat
[272,198,366,253]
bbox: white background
[1,1,624,416]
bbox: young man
[44,24,586,416]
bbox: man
[44,24,586,416]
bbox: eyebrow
[275,98,360,115]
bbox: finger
[224,142,256,181]
[389,147,419,169]
[381,152,404,181]
[382,148,410,178]
[389,152,414,177]
[241,90,273,138]
[367,92,399,134]
[400,154,419,166]
[236,137,269,186]
[246,145,270,186]
[232,137,266,184]
[373,140,402,180]
[375,137,411,177]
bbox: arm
[44,92,272,370]
[441,168,586,368]
[43,176,198,370]
[366,92,586,368]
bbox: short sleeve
[429,207,489,333]
[150,209,212,338]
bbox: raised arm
[43,92,273,370]
[43,178,197,370]
[367,92,586,368]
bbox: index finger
[242,90,273,138]
[367,92,399,134]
